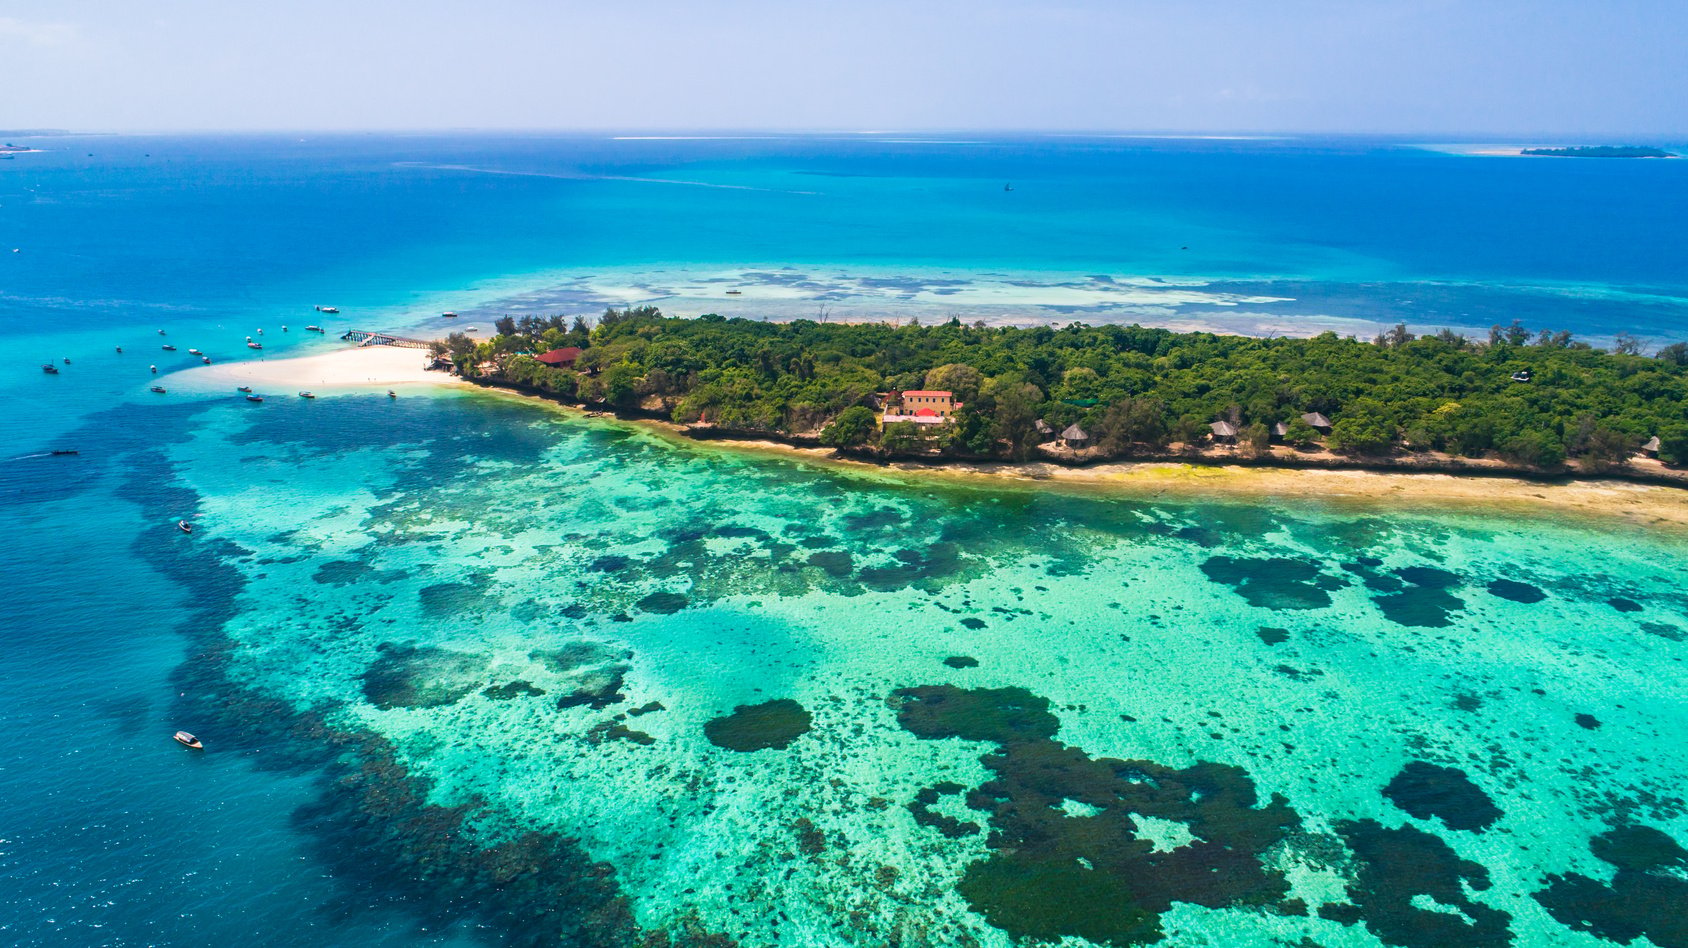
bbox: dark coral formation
[895,685,1301,945]
[1536,825,1688,947]
[704,698,813,751]
[1256,626,1290,645]
[1371,566,1466,628]
[532,643,632,710]
[483,679,546,700]
[942,655,980,668]
[1200,555,1346,610]
[1324,819,1512,948]
[361,643,488,709]
[1487,579,1546,604]
[636,591,689,615]
[1383,762,1503,832]
[908,781,981,839]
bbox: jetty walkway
[342,329,432,349]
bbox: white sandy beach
[165,346,464,394]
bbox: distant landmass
[1521,145,1676,158]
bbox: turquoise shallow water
[4,134,1688,946]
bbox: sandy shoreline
[164,346,464,393]
[468,388,1688,532]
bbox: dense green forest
[435,308,1688,470]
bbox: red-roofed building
[536,347,583,368]
[880,390,960,427]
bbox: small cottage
[1209,420,1239,443]
[1062,423,1090,449]
[1301,412,1333,433]
[1270,421,1289,441]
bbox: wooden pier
[341,329,432,350]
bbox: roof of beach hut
[1302,412,1333,428]
[1062,423,1090,441]
[1643,436,1662,452]
[1209,420,1239,438]
[1271,422,1289,437]
[1035,419,1053,434]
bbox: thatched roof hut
[1301,412,1333,431]
[1270,421,1289,439]
[1062,423,1090,448]
[1035,418,1053,436]
[1643,435,1662,456]
[1209,420,1239,442]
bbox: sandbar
[165,346,462,394]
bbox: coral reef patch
[1383,762,1503,832]
[704,699,813,751]
[1535,825,1688,947]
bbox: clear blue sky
[3,0,1684,134]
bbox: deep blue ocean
[4,134,1687,947]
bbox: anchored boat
[173,731,202,749]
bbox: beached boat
[161,344,177,351]
[42,364,59,374]
[247,342,263,349]
[305,325,325,333]
[299,391,316,399]
[245,394,263,402]
[237,386,252,393]
[173,731,202,749]
[202,357,212,364]
[150,385,166,393]
[178,520,193,533]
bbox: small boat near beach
[256,329,263,335]
[387,390,397,398]
[51,449,78,456]
[150,385,166,393]
[178,520,193,533]
[305,325,325,333]
[299,391,316,399]
[63,357,71,364]
[161,344,177,351]
[150,365,157,373]
[237,386,252,393]
[245,394,264,402]
[173,730,202,749]
[42,364,59,374]
[442,311,458,318]
[188,348,202,355]
[248,342,263,349]
[316,305,339,314]
[202,357,212,364]
[158,329,166,335]
[725,289,742,295]
[115,346,123,353]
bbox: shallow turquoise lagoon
[12,386,1681,946]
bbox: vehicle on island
[173,731,202,749]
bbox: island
[1520,145,1675,158]
[433,308,1688,483]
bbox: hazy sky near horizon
[3,0,1684,135]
